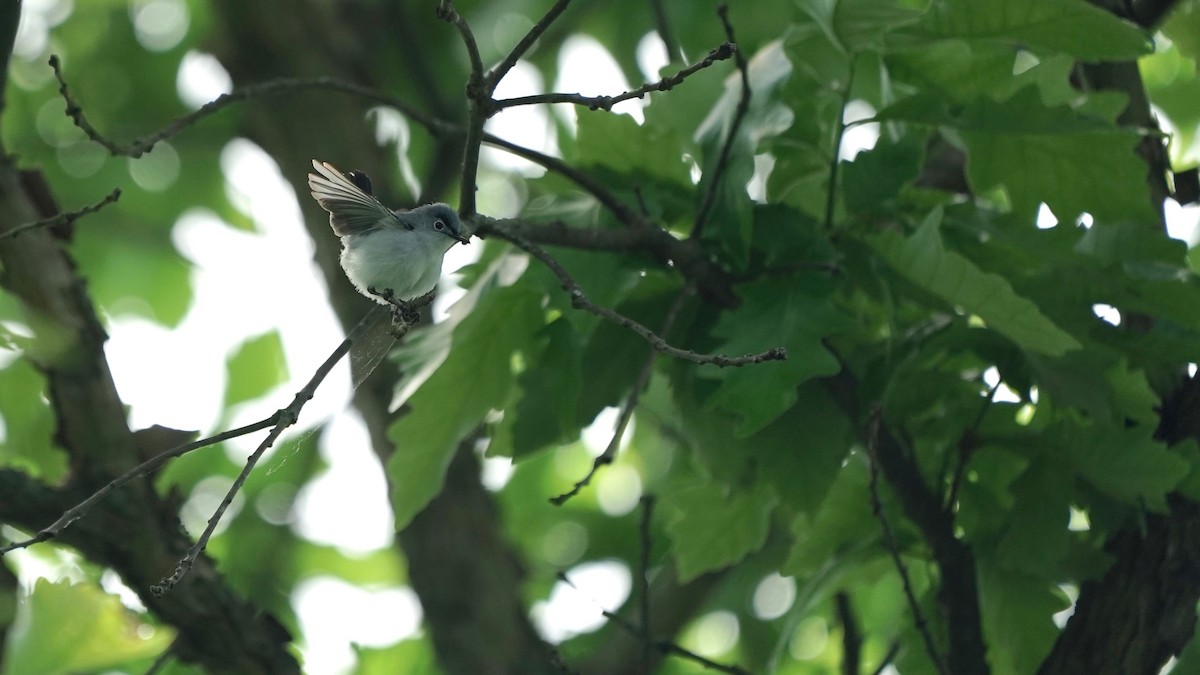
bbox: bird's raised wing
[307,160,399,236]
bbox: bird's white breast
[339,228,445,303]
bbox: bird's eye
[434,219,445,230]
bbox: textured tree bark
[0,166,299,673]
[1036,497,1200,675]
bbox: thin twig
[0,307,386,562]
[501,231,780,366]
[690,7,749,240]
[551,286,694,505]
[870,642,901,675]
[436,0,488,217]
[548,648,581,675]
[435,0,485,85]
[51,52,656,234]
[496,229,780,365]
[494,42,734,112]
[49,55,448,158]
[151,306,389,595]
[835,592,861,675]
[557,572,753,675]
[656,641,754,675]
[486,0,573,93]
[823,57,857,231]
[639,495,656,674]
[0,416,274,555]
[600,604,753,675]
[472,213,742,309]
[865,409,949,675]
[945,379,1000,510]
[46,63,743,308]
[482,133,649,228]
[0,188,120,240]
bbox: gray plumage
[307,160,469,303]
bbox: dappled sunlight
[294,577,422,674]
[532,559,632,643]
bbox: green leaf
[1068,424,1188,511]
[871,209,1081,356]
[889,40,1030,103]
[881,88,1154,222]
[386,284,543,530]
[224,330,288,407]
[575,276,678,425]
[572,112,692,188]
[1027,351,1159,423]
[673,372,852,510]
[978,565,1069,675]
[77,231,193,327]
[353,639,444,675]
[390,253,518,410]
[0,357,65,480]
[756,383,855,513]
[663,482,778,582]
[704,274,844,435]
[509,318,583,458]
[696,39,795,266]
[796,0,922,54]
[915,0,1151,61]
[1149,32,1200,167]
[842,135,924,213]
[782,458,876,577]
[994,457,1071,574]
[4,579,174,675]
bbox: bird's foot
[367,286,404,309]
[366,286,421,337]
[387,306,422,338]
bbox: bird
[307,160,469,326]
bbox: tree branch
[0,187,120,241]
[691,8,749,240]
[559,571,753,675]
[1035,374,1200,674]
[435,0,485,83]
[865,411,948,675]
[835,592,862,675]
[488,227,783,366]
[1035,495,1200,675]
[869,417,988,675]
[0,159,298,671]
[49,55,451,158]
[551,286,692,505]
[0,0,21,116]
[639,495,656,674]
[48,53,753,311]
[152,306,390,594]
[486,0,573,93]
[823,56,856,231]
[435,0,487,217]
[493,42,734,112]
[474,215,742,308]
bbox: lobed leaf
[872,210,1081,356]
[387,284,544,530]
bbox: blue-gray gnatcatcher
[307,160,470,312]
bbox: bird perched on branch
[307,160,470,328]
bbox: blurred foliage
[3,0,1200,674]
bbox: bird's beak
[453,232,471,245]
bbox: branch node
[1,187,122,241]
